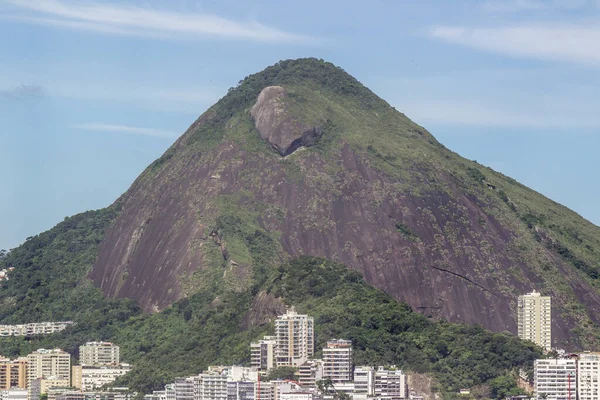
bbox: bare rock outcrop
[250,86,322,156]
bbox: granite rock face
[250,86,322,156]
[89,58,600,350]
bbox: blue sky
[1,0,599,250]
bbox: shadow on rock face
[250,85,323,156]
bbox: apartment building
[174,377,195,400]
[0,358,27,389]
[274,308,314,367]
[79,342,120,366]
[0,389,27,400]
[518,291,552,350]
[250,337,277,372]
[322,340,353,383]
[26,349,70,387]
[374,366,406,400]
[353,366,375,400]
[28,377,70,400]
[298,360,322,388]
[578,353,600,400]
[534,358,576,400]
[254,382,274,400]
[71,364,131,391]
[195,372,228,400]
[227,382,254,400]
[0,322,74,337]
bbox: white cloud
[2,0,313,43]
[430,24,600,66]
[72,123,177,138]
[0,84,43,99]
[482,0,589,12]
[395,99,600,129]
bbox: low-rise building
[298,361,322,388]
[72,364,132,391]
[79,342,120,366]
[0,322,74,337]
[0,389,27,400]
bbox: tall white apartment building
[353,366,375,400]
[322,340,353,383]
[26,349,71,387]
[250,337,277,372]
[534,358,576,400]
[79,342,120,366]
[578,353,600,400]
[374,366,406,400]
[274,308,314,367]
[518,291,552,350]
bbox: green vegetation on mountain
[0,224,540,399]
[2,58,600,400]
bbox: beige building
[250,336,276,372]
[578,353,600,400]
[0,357,27,389]
[28,377,70,400]
[26,349,70,387]
[518,291,552,350]
[322,340,353,383]
[79,342,120,366]
[71,364,131,391]
[274,308,314,367]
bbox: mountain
[85,58,600,348]
[1,58,600,397]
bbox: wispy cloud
[482,0,589,13]
[0,84,43,100]
[430,24,600,66]
[2,0,313,43]
[72,123,177,138]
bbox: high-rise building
[26,349,70,387]
[0,358,27,389]
[274,308,314,367]
[79,342,120,366]
[518,291,552,350]
[578,353,600,400]
[322,340,353,383]
[374,366,406,400]
[534,358,576,400]
[353,366,375,400]
[250,337,276,372]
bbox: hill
[1,58,600,398]
[87,58,600,348]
